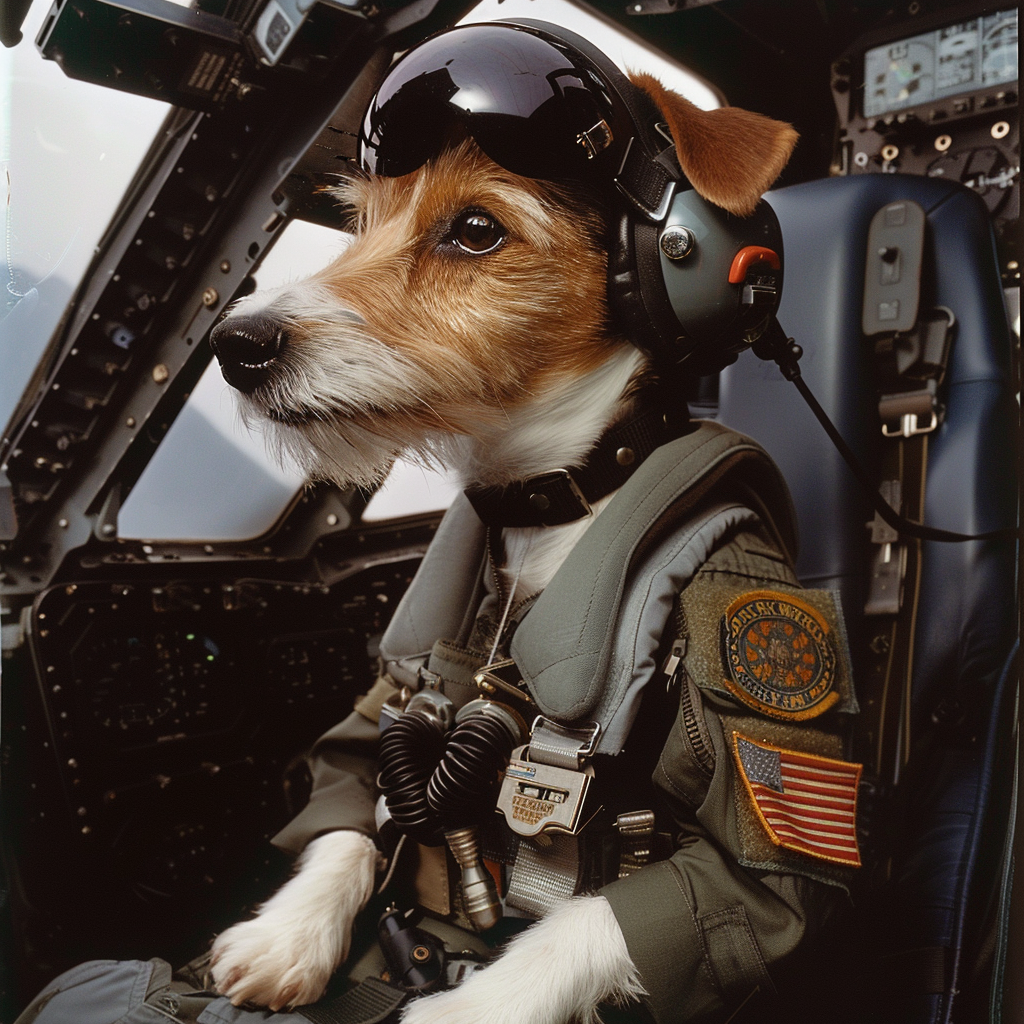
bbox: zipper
[679,668,715,778]
[662,598,715,778]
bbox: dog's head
[211,22,796,490]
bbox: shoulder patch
[721,590,839,721]
[732,731,862,868]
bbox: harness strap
[857,202,945,796]
[297,978,406,1024]
[861,435,927,789]
[505,834,582,917]
[528,718,601,770]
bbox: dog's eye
[450,211,505,255]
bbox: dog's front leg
[402,896,644,1024]
[211,830,380,1010]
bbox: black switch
[879,246,901,285]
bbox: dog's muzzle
[209,313,289,394]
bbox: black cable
[753,320,1018,545]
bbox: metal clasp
[497,746,594,838]
[495,718,602,838]
[616,810,656,878]
[881,410,939,438]
[550,468,593,520]
[417,665,442,690]
[864,539,907,617]
[525,469,593,523]
[473,658,535,706]
[576,119,613,159]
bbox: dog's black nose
[209,314,289,393]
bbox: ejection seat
[716,173,1018,1024]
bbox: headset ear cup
[607,212,695,367]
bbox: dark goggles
[358,22,638,185]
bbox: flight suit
[272,425,862,1024]
[15,425,860,1024]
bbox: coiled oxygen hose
[378,712,448,845]
[377,693,525,929]
[426,711,519,825]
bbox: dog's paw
[401,896,644,1024]
[210,910,339,1010]
[210,830,380,1010]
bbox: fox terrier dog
[208,20,797,1024]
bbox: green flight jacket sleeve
[602,698,844,1023]
[270,676,399,855]
[603,529,858,1023]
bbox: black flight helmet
[357,20,784,372]
[359,21,644,189]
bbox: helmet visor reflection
[358,23,631,182]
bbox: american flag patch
[732,732,862,868]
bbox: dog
[206,39,797,1024]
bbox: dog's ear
[629,72,798,217]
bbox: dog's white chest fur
[493,493,613,605]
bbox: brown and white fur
[208,73,796,1023]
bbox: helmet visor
[358,23,632,182]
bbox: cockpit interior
[0,0,1018,1021]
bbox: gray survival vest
[375,422,805,919]
[379,420,799,754]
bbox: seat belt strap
[857,201,952,794]
[861,435,927,788]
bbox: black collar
[464,398,692,529]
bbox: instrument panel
[862,11,1017,119]
[831,6,1019,280]
[12,551,423,978]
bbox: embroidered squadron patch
[732,732,862,868]
[721,590,839,721]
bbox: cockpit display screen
[863,8,1017,117]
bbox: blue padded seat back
[720,173,1016,709]
[716,174,1017,1023]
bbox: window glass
[1,2,170,437]
[362,461,463,522]
[118,222,341,540]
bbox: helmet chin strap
[463,389,694,529]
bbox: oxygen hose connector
[435,699,527,931]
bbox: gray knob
[659,225,696,261]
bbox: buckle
[881,410,938,438]
[576,119,613,159]
[615,136,676,221]
[864,541,907,616]
[417,665,442,690]
[876,308,953,438]
[616,810,656,878]
[526,469,593,522]
[496,719,602,838]
[473,658,536,706]
[497,744,594,838]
